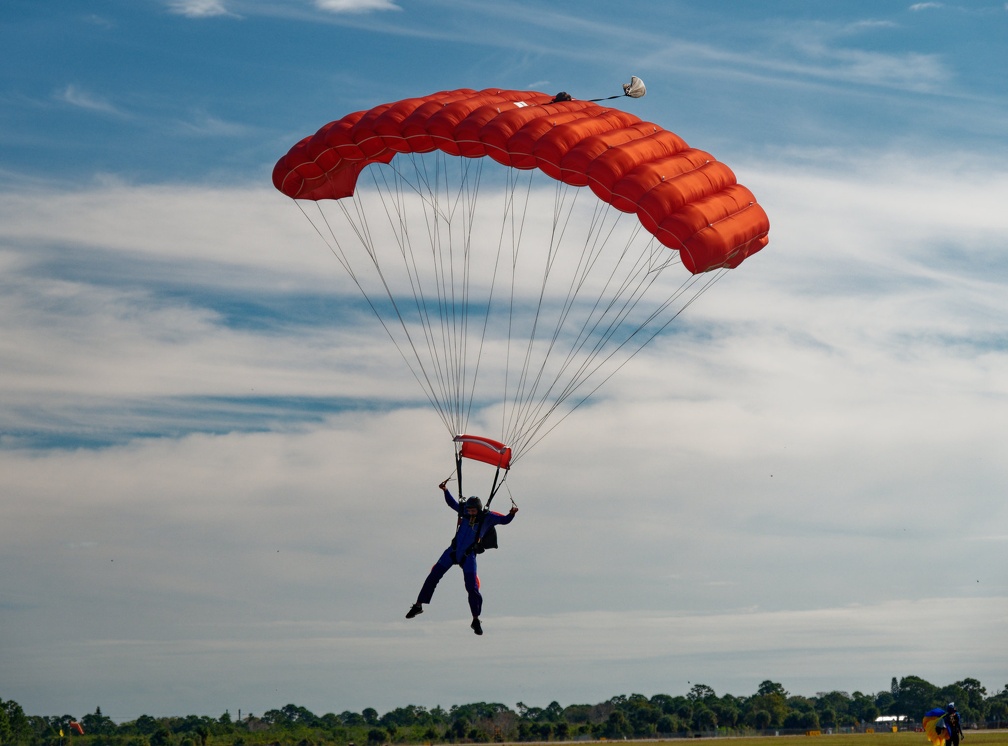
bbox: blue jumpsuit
[416,488,516,618]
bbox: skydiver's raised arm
[438,481,459,511]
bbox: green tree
[149,724,173,746]
[655,714,680,734]
[713,695,741,729]
[82,708,115,737]
[850,692,879,724]
[0,700,33,746]
[987,699,1008,726]
[515,703,540,721]
[560,705,592,725]
[0,700,11,746]
[448,718,466,742]
[784,709,820,730]
[819,708,837,729]
[623,695,658,737]
[894,676,939,717]
[692,706,717,732]
[602,711,629,739]
[940,678,987,723]
[542,702,563,723]
[746,682,789,728]
[688,684,717,703]
[875,690,895,715]
[758,681,789,698]
[814,691,850,722]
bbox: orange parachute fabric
[273,87,769,274]
[453,434,513,470]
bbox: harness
[447,449,505,563]
[448,509,496,563]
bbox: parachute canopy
[622,76,647,99]
[922,709,949,746]
[273,85,770,468]
[273,86,768,274]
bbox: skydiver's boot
[471,617,483,635]
[406,603,423,619]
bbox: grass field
[628,734,1008,746]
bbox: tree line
[4,676,1008,746]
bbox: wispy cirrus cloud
[315,0,401,11]
[166,0,233,18]
[55,84,127,117]
[174,110,252,137]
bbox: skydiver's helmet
[464,496,483,514]
[947,704,956,712]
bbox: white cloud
[166,0,232,18]
[174,110,253,137]
[314,0,401,12]
[56,84,126,116]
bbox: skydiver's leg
[416,549,454,605]
[461,555,482,619]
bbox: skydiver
[944,704,964,746]
[405,480,518,635]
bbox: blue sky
[2,0,1008,724]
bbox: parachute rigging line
[513,265,727,459]
[302,153,715,465]
[299,190,455,433]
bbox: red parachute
[274,87,768,274]
[274,84,769,500]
